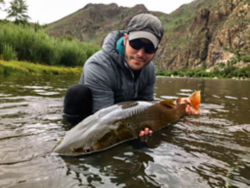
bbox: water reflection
[63,145,159,187]
[0,75,250,188]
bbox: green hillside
[45,0,250,72]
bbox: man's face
[123,33,156,71]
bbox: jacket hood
[102,30,125,55]
[102,30,126,68]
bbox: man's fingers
[139,128,153,142]
[185,98,191,105]
[185,105,190,114]
[185,104,199,115]
[149,130,152,136]
[139,130,145,137]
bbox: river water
[0,75,249,188]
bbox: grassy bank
[1,59,249,79]
[156,66,250,79]
[0,22,99,66]
[0,60,82,76]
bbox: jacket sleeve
[80,60,114,113]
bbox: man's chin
[131,64,144,71]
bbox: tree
[6,0,29,24]
[0,0,5,10]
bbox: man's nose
[136,48,146,56]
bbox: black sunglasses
[129,39,157,54]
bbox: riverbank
[1,59,249,79]
[0,60,82,76]
[156,65,250,79]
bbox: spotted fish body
[53,91,200,156]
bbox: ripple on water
[1,76,250,188]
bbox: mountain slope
[45,0,250,70]
[157,0,250,70]
[46,3,164,44]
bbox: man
[64,13,163,137]
[81,13,163,112]
[64,13,164,131]
[64,13,197,138]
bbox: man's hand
[139,127,152,142]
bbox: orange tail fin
[189,90,201,113]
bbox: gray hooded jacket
[79,30,155,113]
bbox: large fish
[53,91,200,156]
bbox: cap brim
[128,31,159,48]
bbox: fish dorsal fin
[160,99,176,108]
[99,101,153,123]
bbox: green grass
[1,59,249,79]
[0,22,100,66]
[0,59,82,76]
[156,66,250,79]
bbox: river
[0,75,249,188]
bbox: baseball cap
[127,13,164,48]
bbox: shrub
[1,43,17,60]
[155,65,250,79]
[55,40,87,66]
[241,55,250,63]
[0,22,100,66]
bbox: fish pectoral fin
[52,138,64,152]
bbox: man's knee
[63,84,92,124]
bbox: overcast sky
[0,0,193,24]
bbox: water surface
[0,75,249,188]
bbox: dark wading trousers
[63,84,92,125]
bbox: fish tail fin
[189,90,201,113]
